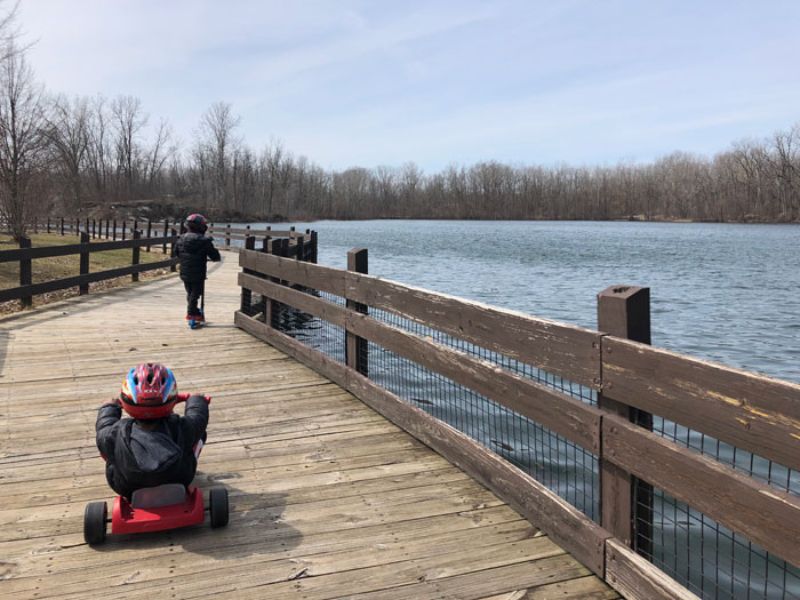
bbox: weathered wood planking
[0,254,614,599]
[603,415,800,566]
[346,273,602,389]
[603,336,800,471]
[605,539,701,600]
[240,249,345,296]
[236,311,610,576]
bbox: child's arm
[96,400,122,457]
[205,238,221,262]
[182,395,210,445]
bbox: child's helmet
[185,213,208,233]
[120,363,178,420]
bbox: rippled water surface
[246,220,800,383]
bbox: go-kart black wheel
[84,501,107,545]
[209,487,229,528]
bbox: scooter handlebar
[175,393,212,404]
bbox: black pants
[183,280,204,316]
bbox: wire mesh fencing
[238,266,799,600]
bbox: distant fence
[0,231,179,307]
[0,221,318,308]
[234,246,800,600]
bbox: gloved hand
[176,392,211,404]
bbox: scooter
[188,293,205,329]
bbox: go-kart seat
[131,483,187,508]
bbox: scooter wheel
[209,487,229,528]
[84,501,107,545]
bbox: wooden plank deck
[0,255,619,599]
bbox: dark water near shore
[244,220,800,383]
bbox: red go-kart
[84,393,228,546]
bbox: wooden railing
[233,247,800,600]
[0,231,179,306]
[207,224,317,261]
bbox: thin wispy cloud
[18,0,800,170]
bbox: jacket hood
[120,422,182,476]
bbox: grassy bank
[0,233,175,314]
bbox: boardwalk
[0,255,617,599]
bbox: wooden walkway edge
[0,255,618,599]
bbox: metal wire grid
[635,483,800,600]
[360,306,599,520]
[651,418,799,497]
[365,338,599,518]
[640,418,800,600]
[241,278,799,599]
[273,289,346,364]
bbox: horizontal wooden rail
[603,414,800,566]
[603,337,800,472]
[240,250,345,295]
[234,309,610,575]
[0,258,176,303]
[0,236,176,262]
[239,272,602,451]
[239,250,601,387]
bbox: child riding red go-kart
[84,363,228,545]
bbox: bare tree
[196,101,240,208]
[0,44,47,239]
[44,94,89,211]
[111,95,147,201]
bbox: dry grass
[0,232,176,315]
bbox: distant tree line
[0,1,798,239]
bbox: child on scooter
[172,213,220,323]
[96,363,209,499]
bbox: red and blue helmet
[185,213,208,233]
[120,363,178,420]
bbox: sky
[17,0,800,171]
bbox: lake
[242,219,800,383]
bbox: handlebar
[176,393,212,404]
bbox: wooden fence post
[19,236,32,308]
[132,229,141,282]
[121,220,126,241]
[91,219,96,239]
[310,230,318,263]
[163,219,169,254]
[79,232,90,295]
[170,228,178,272]
[146,219,152,251]
[46,218,51,234]
[60,217,65,236]
[225,223,231,248]
[597,285,652,553]
[346,248,369,376]
[260,235,273,326]
[33,218,38,234]
[240,236,256,313]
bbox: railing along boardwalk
[235,244,800,600]
[0,255,616,599]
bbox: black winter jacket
[173,232,221,282]
[96,396,209,499]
